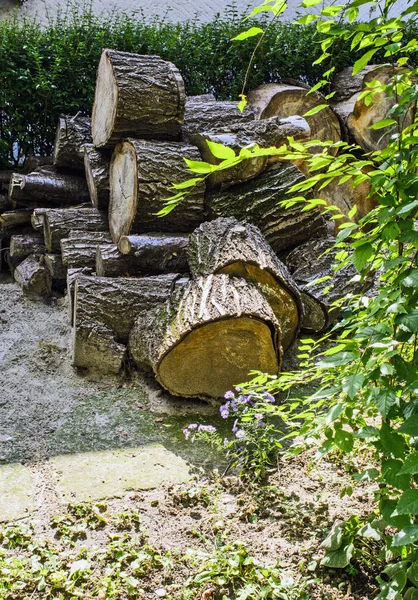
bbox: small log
[188,218,302,351]
[14,255,52,298]
[92,49,186,147]
[206,164,328,253]
[8,170,90,205]
[72,273,184,374]
[284,238,370,331]
[109,139,205,242]
[67,267,93,325]
[53,114,92,170]
[44,254,67,290]
[331,65,413,151]
[83,144,110,209]
[186,94,216,104]
[0,171,13,187]
[129,274,281,400]
[0,194,11,212]
[118,233,189,273]
[9,233,45,266]
[23,155,53,173]
[0,208,33,229]
[31,208,48,231]
[182,100,255,143]
[96,245,137,277]
[191,116,310,189]
[247,83,341,152]
[42,207,108,252]
[61,231,113,269]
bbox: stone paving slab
[51,443,191,502]
[0,463,34,522]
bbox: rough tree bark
[67,267,93,325]
[206,164,328,253]
[109,139,205,242]
[8,170,90,205]
[41,207,108,252]
[60,231,113,269]
[182,100,255,143]
[72,273,185,374]
[14,255,51,298]
[96,242,189,277]
[129,274,282,400]
[9,233,45,269]
[44,254,67,290]
[118,233,189,274]
[187,218,302,350]
[92,49,186,147]
[53,114,92,170]
[83,144,111,209]
[0,209,33,229]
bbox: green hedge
[0,3,416,168]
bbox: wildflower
[188,424,198,430]
[254,413,264,420]
[232,419,238,433]
[183,428,190,440]
[229,400,238,413]
[224,390,235,400]
[264,392,275,403]
[197,425,217,433]
[220,405,229,419]
[256,421,266,428]
[235,429,245,439]
[235,387,242,392]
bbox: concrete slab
[51,443,191,502]
[0,463,34,522]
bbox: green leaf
[206,140,236,161]
[395,489,418,515]
[399,415,418,436]
[172,177,203,190]
[342,373,365,399]
[399,453,418,475]
[402,270,418,288]
[303,104,328,117]
[232,27,263,41]
[320,522,344,551]
[368,119,397,130]
[392,526,418,547]
[238,94,247,113]
[319,352,358,367]
[358,522,381,540]
[407,562,418,587]
[396,310,418,333]
[380,423,406,459]
[376,570,406,599]
[404,588,418,600]
[353,468,379,482]
[325,404,344,424]
[320,542,354,568]
[353,49,378,75]
[184,159,217,174]
[353,426,380,439]
[382,459,410,490]
[334,429,354,452]
[352,242,373,272]
[301,0,322,6]
[371,388,397,418]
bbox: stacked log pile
[0,49,388,399]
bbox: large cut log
[9,233,45,267]
[72,273,185,374]
[41,207,108,252]
[109,139,205,242]
[92,50,186,147]
[331,65,413,151]
[8,170,89,205]
[191,116,311,190]
[14,255,51,298]
[67,267,93,325]
[83,144,110,209]
[53,114,92,170]
[129,274,281,400]
[206,163,328,253]
[96,243,189,277]
[284,238,371,332]
[182,100,255,143]
[247,84,341,152]
[0,209,33,229]
[61,231,113,269]
[118,233,189,274]
[188,218,302,351]
[44,254,67,290]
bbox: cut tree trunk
[67,267,93,325]
[8,170,90,205]
[187,218,302,351]
[31,208,48,231]
[44,254,66,290]
[9,233,45,266]
[23,155,53,173]
[53,114,92,170]
[41,207,108,252]
[109,139,205,242]
[129,274,281,400]
[284,238,371,331]
[118,233,189,274]
[182,100,255,143]
[72,273,185,374]
[60,230,113,269]
[331,65,413,151]
[83,144,110,209]
[97,243,188,278]
[14,255,51,298]
[92,49,186,147]
[206,163,328,253]
[247,83,341,153]
[191,116,311,190]
[0,209,33,229]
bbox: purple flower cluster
[183,423,216,440]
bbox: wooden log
[83,144,110,209]
[187,218,302,351]
[0,171,13,187]
[9,233,45,266]
[42,207,108,252]
[331,65,413,151]
[247,83,341,152]
[67,267,93,325]
[182,100,255,143]
[8,170,89,205]
[186,94,216,104]
[191,116,311,190]
[72,273,185,374]
[61,231,113,269]
[23,155,53,173]
[0,208,33,229]
[206,164,328,253]
[118,233,189,274]
[129,274,281,399]
[109,139,205,242]
[44,253,67,290]
[53,114,92,170]
[284,238,369,332]
[92,49,186,148]
[14,255,52,298]
[0,194,11,212]
[31,208,48,231]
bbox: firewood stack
[0,49,387,398]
